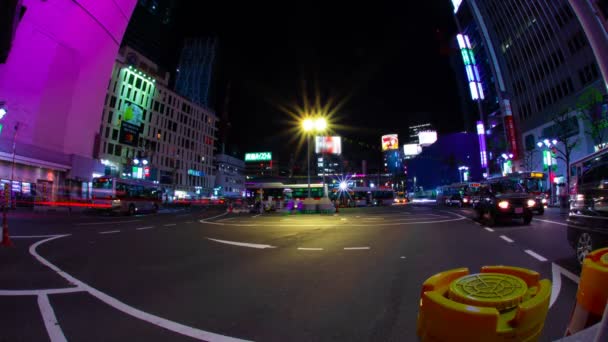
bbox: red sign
[144,167,150,177]
[504,115,518,159]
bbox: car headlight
[498,201,509,209]
[463,198,469,203]
[527,199,536,207]
[541,198,547,204]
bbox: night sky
[172,1,463,165]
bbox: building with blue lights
[174,37,218,108]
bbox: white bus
[92,177,161,215]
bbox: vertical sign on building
[457,34,485,101]
[502,99,519,159]
[477,121,488,168]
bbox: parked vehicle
[567,148,608,265]
[473,179,535,227]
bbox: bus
[437,182,482,207]
[244,182,326,210]
[92,177,161,215]
[372,188,395,206]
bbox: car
[473,181,535,227]
[567,148,608,265]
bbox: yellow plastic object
[417,266,551,342]
[577,247,608,316]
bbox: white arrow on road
[207,237,277,249]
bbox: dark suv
[473,180,536,226]
[567,149,608,265]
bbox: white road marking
[525,249,548,262]
[484,227,495,232]
[400,256,406,259]
[554,263,580,284]
[298,247,324,251]
[163,223,177,227]
[30,235,251,342]
[76,220,139,226]
[252,214,262,218]
[344,247,370,250]
[99,230,120,234]
[536,219,568,226]
[218,217,236,222]
[0,287,83,296]
[340,218,347,221]
[136,226,154,231]
[38,294,67,342]
[499,235,514,243]
[207,238,276,249]
[550,263,561,308]
[200,212,230,222]
[11,235,63,239]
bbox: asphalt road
[0,204,582,341]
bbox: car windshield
[491,181,526,194]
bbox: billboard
[381,134,399,151]
[403,144,422,156]
[315,136,342,155]
[245,152,272,162]
[418,131,437,147]
[119,121,139,146]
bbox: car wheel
[575,232,594,265]
[128,204,136,216]
[523,214,532,225]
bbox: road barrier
[565,247,608,336]
[417,265,551,341]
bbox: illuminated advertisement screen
[315,136,342,155]
[418,131,437,147]
[381,134,399,151]
[245,152,272,162]
[403,144,422,156]
[121,101,143,127]
[119,121,140,147]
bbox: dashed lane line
[38,293,67,342]
[524,249,548,262]
[499,235,514,243]
[99,230,120,234]
[298,247,324,251]
[484,227,495,232]
[207,238,276,249]
[136,226,154,231]
[163,223,177,227]
[76,220,140,226]
[30,235,251,342]
[535,219,568,226]
[343,247,370,250]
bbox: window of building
[111,128,118,140]
[135,78,142,89]
[109,96,117,108]
[107,143,114,155]
[105,126,110,139]
[128,74,134,85]
[115,144,122,157]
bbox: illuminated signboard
[457,34,485,100]
[530,172,545,179]
[477,121,488,168]
[315,136,342,155]
[403,144,422,156]
[245,152,272,162]
[188,169,204,177]
[452,0,463,13]
[418,131,438,147]
[381,134,399,151]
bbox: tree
[576,87,608,150]
[550,109,581,192]
[520,149,537,171]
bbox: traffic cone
[1,220,12,247]
[565,247,608,335]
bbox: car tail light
[498,201,509,209]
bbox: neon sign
[245,152,272,162]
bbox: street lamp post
[537,139,558,206]
[301,117,327,199]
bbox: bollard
[417,265,551,342]
[565,247,608,336]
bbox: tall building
[451,0,606,179]
[174,37,218,108]
[407,123,436,144]
[214,153,245,199]
[97,46,217,198]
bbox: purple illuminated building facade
[0,0,137,203]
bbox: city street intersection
[1,205,580,341]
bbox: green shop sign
[245,152,272,162]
